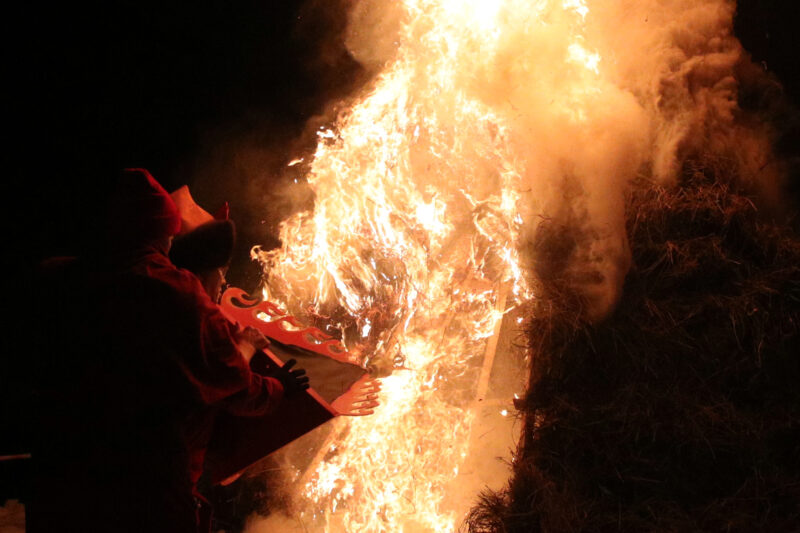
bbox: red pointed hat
[169,185,235,272]
[171,185,229,235]
[106,168,182,244]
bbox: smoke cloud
[337,0,778,321]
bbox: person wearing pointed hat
[29,169,303,533]
[167,186,309,526]
[169,185,236,305]
[168,185,295,378]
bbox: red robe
[29,248,282,533]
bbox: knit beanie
[169,219,236,273]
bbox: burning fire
[251,0,745,529]
[252,0,597,530]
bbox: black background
[6,0,363,287]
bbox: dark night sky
[6,0,363,285]
[5,0,799,272]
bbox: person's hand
[274,358,310,398]
[235,325,270,363]
[239,326,270,351]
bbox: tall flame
[252,0,755,530]
[252,1,598,531]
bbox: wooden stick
[474,284,509,404]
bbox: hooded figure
[167,186,310,525]
[169,185,235,304]
[29,169,286,533]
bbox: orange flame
[252,0,608,530]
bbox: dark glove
[274,358,310,398]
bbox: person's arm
[163,266,309,414]
[223,372,285,417]
[163,267,280,409]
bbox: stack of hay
[468,171,800,532]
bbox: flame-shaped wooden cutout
[220,287,380,416]
[207,287,381,484]
[221,287,354,363]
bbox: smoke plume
[335,0,779,321]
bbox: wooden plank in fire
[474,283,509,405]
